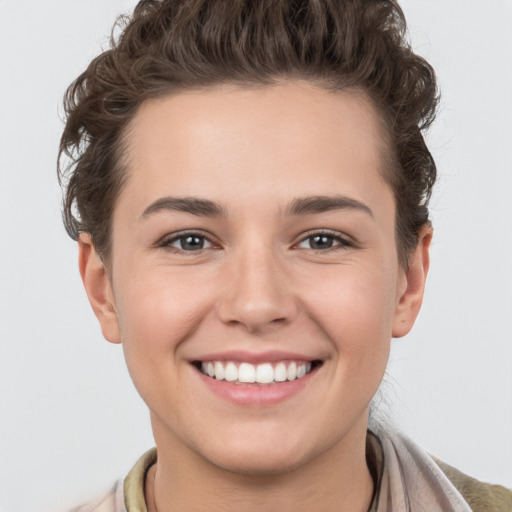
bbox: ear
[78,234,121,344]
[392,225,433,338]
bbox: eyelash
[295,230,353,252]
[157,231,217,253]
[157,230,353,254]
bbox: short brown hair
[58,0,438,267]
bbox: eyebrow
[285,195,374,218]
[140,197,227,220]
[139,194,373,220]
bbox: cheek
[297,262,398,404]
[112,264,216,361]
[300,264,399,346]
[112,267,219,415]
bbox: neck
[146,415,374,512]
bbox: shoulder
[67,449,156,512]
[68,480,126,512]
[369,425,512,511]
[433,457,512,512]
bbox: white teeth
[274,362,287,382]
[238,362,256,383]
[255,363,274,384]
[214,361,224,380]
[287,362,297,381]
[224,362,238,382]
[199,360,315,384]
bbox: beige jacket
[436,459,512,512]
[72,431,512,512]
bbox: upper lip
[190,350,319,364]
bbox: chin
[191,423,325,477]
[205,444,310,477]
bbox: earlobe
[392,225,433,338]
[78,234,121,344]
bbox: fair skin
[79,82,431,512]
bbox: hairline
[96,79,409,269]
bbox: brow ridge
[140,197,226,219]
[140,194,373,220]
[285,195,374,217]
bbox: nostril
[268,317,289,327]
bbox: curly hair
[58,0,438,267]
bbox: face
[81,82,429,475]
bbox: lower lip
[195,367,317,406]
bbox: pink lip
[193,360,320,407]
[191,350,316,364]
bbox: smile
[199,360,315,385]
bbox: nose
[216,246,298,333]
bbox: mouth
[194,359,322,385]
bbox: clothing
[368,428,512,511]
[71,428,512,512]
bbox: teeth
[287,362,297,381]
[225,362,238,382]
[256,363,274,384]
[239,362,256,383]
[214,361,224,380]
[199,360,314,384]
[274,362,287,382]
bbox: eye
[159,232,215,252]
[296,232,351,251]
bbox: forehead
[118,82,392,216]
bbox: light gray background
[1,1,511,511]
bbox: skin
[79,82,431,512]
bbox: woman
[58,1,512,510]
